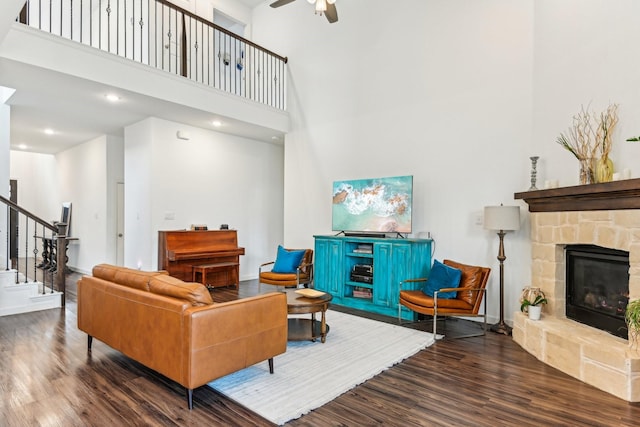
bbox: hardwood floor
[2,273,639,426]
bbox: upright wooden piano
[158,230,245,288]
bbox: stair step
[0,270,62,316]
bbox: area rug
[208,310,435,425]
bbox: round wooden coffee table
[285,289,332,343]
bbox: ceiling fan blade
[270,0,297,8]
[325,3,338,23]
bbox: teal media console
[313,235,432,320]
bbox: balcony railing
[18,0,288,110]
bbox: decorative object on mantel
[626,299,640,348]
[556,103,619,185]
[528,156,539,190]
[594,104,618,183]
[483,204,520,335]
[520,287,547,321]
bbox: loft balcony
[17,0,288,111]
[1,0,288,153]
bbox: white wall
[0,0,24,44]
[10,136,122,274]
[56,135,124,273]
[123,119,153,270]
[532,0,640,183]
[252,0,535,325]
[10,150,59,220]
[124,117,284,279]
[0,104,8,196]
[0,104,10,266]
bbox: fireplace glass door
[566,245,629,339]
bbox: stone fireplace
[513,179,640,402]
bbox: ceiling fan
[270,0,338,24]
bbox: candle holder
[529,156,539,191]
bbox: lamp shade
[484,205,520,231]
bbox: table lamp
[484,204,520,335]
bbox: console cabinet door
[314,237,343,296]
[373,243,392,306]
[391,243,412,307]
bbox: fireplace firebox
[566,245,629,339]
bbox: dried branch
[556,103,618,160]
[597,104,619,158]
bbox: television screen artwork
[332,175,413,233]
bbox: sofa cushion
[272,245,306,273]
[148,275,214,306]
[423,259,461,299]
[93,263,166,291]
[444,259,485,306]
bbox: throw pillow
[423,259,462,299]
[272,246,306,273]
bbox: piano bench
[192,262,240,289]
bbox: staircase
[0,195,67,316]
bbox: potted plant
[520,288,547,320]
[625,299,640,348]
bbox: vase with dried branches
[594,104,618,183]
[556,103,619,185]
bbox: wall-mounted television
[332,175,413,234]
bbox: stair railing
[17,0,288,110]
[0,195,67,307]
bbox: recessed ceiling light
[212,120,222,128]
[105,93,120,102]
[44,128,55,135]
[18,144,27,150]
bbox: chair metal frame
[398,269,489,339]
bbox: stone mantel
[514,178,640,212]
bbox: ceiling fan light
[327,0,336,3]
[315,0,327,12]
[307,0,315,3]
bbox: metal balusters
[32,224,38,290]
[19,0,287,109]
[23,217,28,283]
[0,195,67,304]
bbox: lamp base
[489,321,512,336]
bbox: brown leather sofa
[77,264,287,409]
